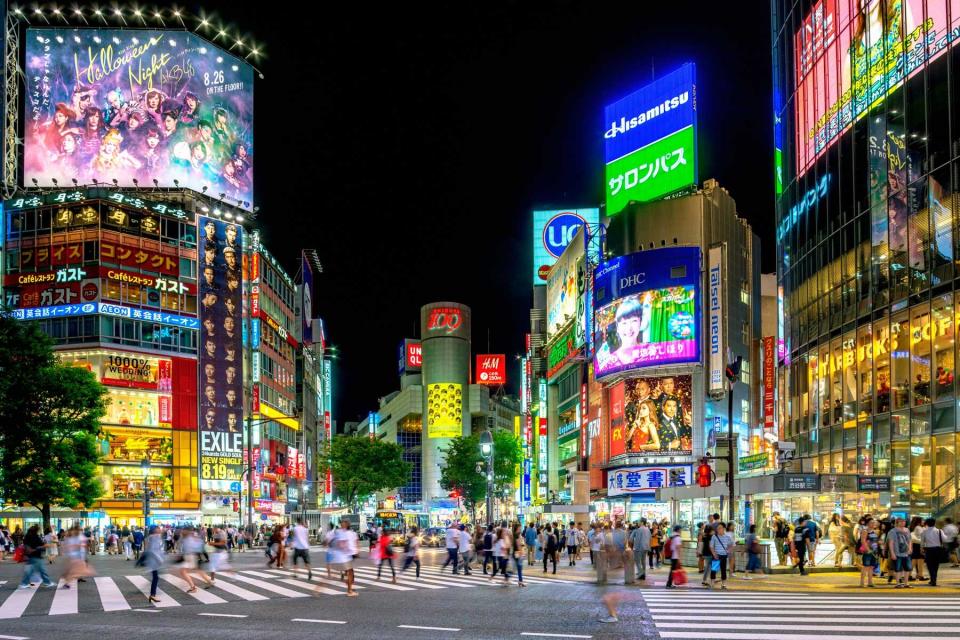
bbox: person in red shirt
[377,528,397,584]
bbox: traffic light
[725,356,743,384]
[696,459,713,488]
[448,490,461,499]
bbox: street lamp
[140,457,151,526]
[479,430,494,526]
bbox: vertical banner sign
[763,336,776,428]
[609,381,626,457]
[537,417,548,498]
[580,383,588,465]
[708,245,725,394]
[301,251,314,347]
[198,216,244,489]
[324,410,333,500]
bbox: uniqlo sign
[476,354,506,385]
[407,342,422,369]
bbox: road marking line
[48,580,78,615]
[652,614,960,621]
[657,634,960,640]
[659,621,960,631]
[266,569,366,588]
[647,604,960,610]
[222,572,310,598]
[0,586,39,619]
[197,612,247,618]
[126,575,179,607]
[398,625,462,631]
[191,573,268,601]
[291,618,347,624]
[520,633,592,639]
[0,634,30,640]
[237,570,278,579]
[95,577,131,611]
[349,576,415,591]
[161,574,227,604]
[132,608,161,612]
[353,568,445,589]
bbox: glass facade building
[773,0,960,519]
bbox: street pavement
[0,549,959,639]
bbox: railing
[930,473,957,519]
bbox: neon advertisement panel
[603,63,697,214]
[793,0,960,175]
[593,247,700,379]
[609,375,694,457]
[25,29,254,208]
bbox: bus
[374,509,430,544]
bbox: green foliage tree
[318,436,412,511]
[0,314,109,529]
[440,430,523,519]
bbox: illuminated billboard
[25,29,254,208]
[593,247,700,378]
[604,63,697,214]
[476,354,506,385]
[793,0,958,175]
[609,375,693,457]
[532,208,599,284]
[398,339,422,374]
[546,227,585,340]
[426,382,462,438]
[197,215,244,489]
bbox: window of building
[741,399,749,427]
[740,281,750,305]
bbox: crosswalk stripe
[95,577,131,611]
[658,634,960,640]
[644,594,960,602]
[192,574,267,601]
[263,570,367,590]
[126,575,178,607]
[0,586,39,619]
[160,574,227,604]
[648,606,959,614]
[48,580,77,615]
[652,614,960,622]
[350,575,415,591]
[656,622,960,633]
[235,570,277,579]
[275,578,340,596]
[419,566,574,584]
[353,568,446,589]
[221,573,310,598]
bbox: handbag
[710,558,720,572]
[672,568,688,585]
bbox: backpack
[13,545,25,563]
[483,532,494,550]
[663,536,673,557]
[403,536,412,554]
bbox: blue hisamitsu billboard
[593,246,700,378]
[604,63,697,215]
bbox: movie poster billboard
[198,215,244,489]
[25,29,254,208]
[610,375,693,457]
[593,247,700,378]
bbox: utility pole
[479,429,494,526]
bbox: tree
[0,314,109,530]
[440,430,523,520]
[318,436,412,511]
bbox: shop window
[874,317,891,413]
[891,410,910,441]
[931,433,957,516]
[857,324,873,417]
[911,406,931,437]
[911,304,932,406]
[929,167,953,285]
[874,414,891,443]
[831,451,843,474]
[932,294,955,401]
[910,436,932,510]
[842,332,856,421]
[844,449,857,473]
[858,420,872,446]
[830,338,843,423]
[874,441,890,476]
[932,402,955,434]
[819,344,832,427]
[843,423,857,449]
[891,312,910,409]
[891,441,910,507]
[102,429,172,464]
[859,446,874,475]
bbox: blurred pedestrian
[401,526,421,579]
[43,526,58,565]
[630,519,651,582]
[208,526,231,585]
[140,525,165,603]
[376,527,397,583]
[458,524,473,574]
[18,524,54,589]
[665,525,685,589]
[324,518,359,597]
[290,519,312,581]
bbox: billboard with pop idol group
[593,247,700,378]
[25,29,254,207]
[198,215,244,489]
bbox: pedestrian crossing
[642,590,960,639]
[0,564,574,619]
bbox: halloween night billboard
[25,29,254,208]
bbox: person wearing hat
[43,102,77,155]
[70,86,97,125]
[91,128,142,172]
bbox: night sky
[211,0,774,424]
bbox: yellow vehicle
[374,509,430,545]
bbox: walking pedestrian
[442,522,461,574]
[208,526,231,585]
[290,518,312,581]
[17,525,54,589]
[700,520,714,585]
[458,524,473,574]
[858,516,879,588]
[793,517,809,575]
[543,525,558,574]
[566,525,579,566]
[665,525,684,589]
[649,523,662,569]
[888,517,912,588]
[524,523,537,565]
[325,518,359,596]
[943,517,960,567]
[139,526,164,603]
[43,526,59,565]
[745,524,762,575]
[921,517,946,587]
[512,524,526,587]
[772,512,789,566]
[179,527,213,592]
[376,527,397,583]
[709,522,733,589]
[401,526,421,579]
[910,516,928,581]
[493,526,511,585]
[482,524,497,576]
[630,519,651,582]
[131,527,144,561]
